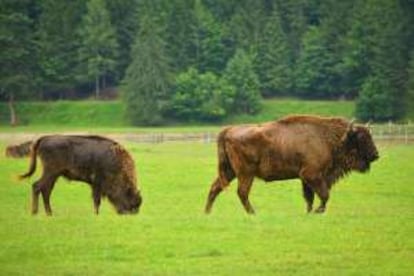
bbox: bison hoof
[204,207,212,214]
[314,207,326,213]
[246,209,255,215]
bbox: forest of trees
[1,0,413,124]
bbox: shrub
[167,68,235,121]
[356,75,398,121]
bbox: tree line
[1,0,413,125]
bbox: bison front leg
[237,176,255,214]
[312,181,330,213]
[300,170,330,214]
[205,177,223,214]
[301,182,314,213]
[40,175,58,216]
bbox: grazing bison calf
[17,135,142,215]
[205,115,379,214]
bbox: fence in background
[119,122,414,144]
[369,122,414,143]
[1,122,413,144]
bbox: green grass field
[0,139,413,275]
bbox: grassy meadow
[0,139,413,275]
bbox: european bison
[205,115,379,214]
[15,135,142,215]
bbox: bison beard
[205,115,379,214]
[15,135,142,215]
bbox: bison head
[343,123,379,172]
[108,187,142,215]
[107,173,142,215]
[120,187,142,215]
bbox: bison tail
[217,129,235,189]
[19,139,41,180]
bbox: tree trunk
[8,93,18,126]
[95,75,99,99]
[103,74,106,91]
[95,75,100,99]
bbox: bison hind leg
[40,175,58,216]
[31,174,58,216]
[31,181,41,215]
[205,177,224,214]
[237,176,255,214]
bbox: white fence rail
[119,123,414,144]
[369,122,414,143]
[1,123,413,144]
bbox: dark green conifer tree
[78,0,119,98]
[0,0,34,125]
[122,15,171,125]
[256,7,292,96]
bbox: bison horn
[341,118,355,143]
[348,118,355,131]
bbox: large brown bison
[205,115,379,214]
[14,135,142,215]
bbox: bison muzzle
[205,115,379,214]
[16,135,142,215]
